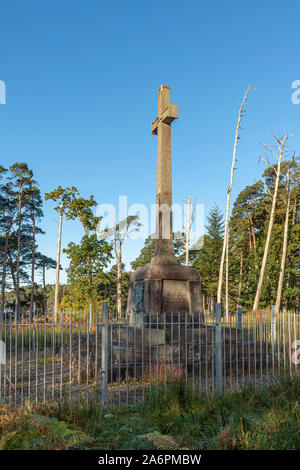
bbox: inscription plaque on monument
[131,280,144,326]
[162,281,189,313]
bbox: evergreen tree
[131,232,185,270]
[45,185,79,318]
[193,205,224,310]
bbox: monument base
[127,263,204,325]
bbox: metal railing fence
[0,304,299,407]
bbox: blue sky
[0,0,299,284]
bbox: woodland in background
[0,155,299,317]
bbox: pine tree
[8,163,34,318]
[45,186,79,319]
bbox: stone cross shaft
[151,85,178,265]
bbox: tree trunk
[236,250,244,310]
[185,196,195,266]
[54,207,63,322]
[1,221,13,319]
[210,295,214,313]
[185,196,190,266]
[275,170,290,314]
[30,215,36,313]
[253,135,287,311]
[217,86,251,312]
[225,235,229,317]
[8,250,17,294]
[15,184,22,320]
[42,264,47,315]
[249,212,259,271]
[116,246,122,318]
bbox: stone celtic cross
[151,85,178,265]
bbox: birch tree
[252,134,288,311]
[217,86,251,313]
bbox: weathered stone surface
[111,325,165,346]
[162,280,189,312]
[72,326,243,350]
[151,85,178,267]
[67,328,277,383]
[109,340,270,366]
[165,326,242,344]
[189,281,203,313]
[130,264,200,282]
[127,85,203,324]
[143,279,162,315]
[128,275,203,321]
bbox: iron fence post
[101,302,108,408]
[215,303,222,394]
[271,305,276,347]
[237,305,242,329]
[89,304,92,333]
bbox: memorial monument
[127,85,203,325]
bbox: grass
[205,310,300,351]
[0,375,299,450]
[3,310,299,351]
[1,323,91,351]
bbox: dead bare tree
[217,85,251,315]
[183,196,196,266]
[114,216,140,317]
[275,169,291,314]
[99,215,140,318]
[252,134,288,311]
[225,233,229,316]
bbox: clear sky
[1,0,299,284]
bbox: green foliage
[1,155,299,314]
[0,409,92,450]
[44,185,79,215]
[66,194,100,236]
[193,205,224,301]
[62,234,112,309]
[227,159,300,310]
[131,235,155,270]
[131,233,185,270]
[192,159,300,312]
[0,163,50,315]
[1,377,299,450]
[97,263,130,313]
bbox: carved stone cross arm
[151,85,178,135]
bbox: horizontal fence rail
[0,304,299,407]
